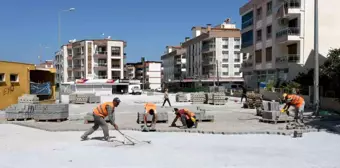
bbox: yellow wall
[0,61,35,110]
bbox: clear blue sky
[0,0,248,64]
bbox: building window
[0,73,4,82]
[222,59,228,62]
[234,45,240,49]
[242,11,254,29]
[223,72,229,76]
[222,38,229,42]
[266,47,272,62]
[111,47,121,56]
[222,45,228,49]
[256,29,262,41]
[234,72,241,76]
[234,38,240,42]
[256,7,262,20]
[255,50,262,63]
[222,64,228,68]
[10,74,19,82]
[267,1,272,16]
[266,25,272,39]
[222,51,229,55]
[241,30,253,48]
[234,64,241,68]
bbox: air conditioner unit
[278,18,288,26]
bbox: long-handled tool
[117,129,151,144]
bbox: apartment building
[161,45,187,83]
[181,18,244,87]
[36,60,54,69]
[55,39,126,83]
[240,0,340,88]
[124,61,162,89]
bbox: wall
[107,41,125,79]
[0,61,35,110]
[147,63,161,89]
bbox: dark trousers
[82,114,109,138]
[180,115,195,128]
[162,98,171,107]
[241,94,247,102]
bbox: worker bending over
[143,102,158,131]
[81,97,121,141]
[171,108,198,129]
[281,93,305,123]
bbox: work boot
[150,124,156,131]
[81,135,89,141]
[104,136,114,142]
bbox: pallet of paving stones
[88,96,101,103]
[190,93,206,104]
[176,93,188,102]
[83,112,110,123]
[259,110,293,124]
[69,94,77,103]
[194,111,214,122]
[33,104,69,122]
[5,104,35,121]
[18,94,40,104]
[212,92,226,105]
[136,112,168,124]
[69,93,96,104]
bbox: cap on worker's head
[113,97,121,103]
[282,93,288,98]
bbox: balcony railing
[202,45,215,52]
[276,27,300,38]
[241,19,253,29]
[284,0,301,9]
[111,65,121,69]
[94,51,108,58]
[276,54,300,63]
[97,76,108,79]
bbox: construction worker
[281,93,305,123]
[81,97,121,141]
[170,108,198,129]
[143,102,158,131]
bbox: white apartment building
[240,0,340,88]
[55,39,126,83]
[124,61,162,89]
[182,18,244,87]
[124,63,136,80]
[161,45,187,83]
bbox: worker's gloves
[280,109,285,113]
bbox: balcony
[175,58,182,65]
[202,44,215,53]
[94,63,107,71]
[67,66,73,71]
[96,75,108,79]
[94,51,108,58]
[276,27,300,44]
[111,65,121,69]
[276,54,300,64]
[241,19,253,29]
[67,56,72,60]
[67,77,75,82]
[73,65,85,71]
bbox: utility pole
[141,57,146,91]
[216,60,220,87]
[314,0,319,116]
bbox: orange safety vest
[287,94,304,108]
[93,102,114,117]
[144,103,156,113]
[178,108,195,119]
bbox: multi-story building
[181,18,244,87]
[124,61,162,89]
[161,45,187,83]
[239,0,340,88]
[55,39,126,83]
[36,60,54,69]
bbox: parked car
[155,88,162,92]
[131,86,142,95]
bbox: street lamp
[313,0,319,115]
[58,7,75,103]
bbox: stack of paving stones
[33,104,69,122]
[69,93,99,104]
[195,107,215,122]
[206,93,213,104]
[190,93,206,104]
[176,93,188,102]
[83,112,110,123]
[212,92,226,105]
[136,112,168,124]
[5,94,38,121]
[88,96,101,103]
[260,101,293,124]
[244,92,263,109]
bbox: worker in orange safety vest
[81,97,121,141]
[170,108,197,129]
[281,93,305,123]
[143,102,158,131]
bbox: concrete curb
[11,123,328,137]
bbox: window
[267,1,272,15]
[222,51,229,55]
[234,72,241,76]
[0,73,4,82]
[222,45,228,49]
[223,72,229,76]
[256,29,262,41]
[234,64,241,68]
[234,45,240,49]
[10,74,19,82]
[111,46,121,56]
[256,7,262,20]
[222,64,228,68]
[266,47,272,62]
[266,25,272,39]
[242,11,254,29]
[234,38,240,42]
[255,50,262,63]
[241,30,253,48]
[222,59,228,62]
[222,38,229,42]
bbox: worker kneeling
[143,103,158,131]
[81,97,121,141]
[281,93,305,123]
[171,108,198,129]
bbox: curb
[11,123,327,136]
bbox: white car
[131,86,142,95]
[155,88,162,92]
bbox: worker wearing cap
[170,108,198,129]
[143,102,158,131]
[81,97,121,141]
[281,93,305,123]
